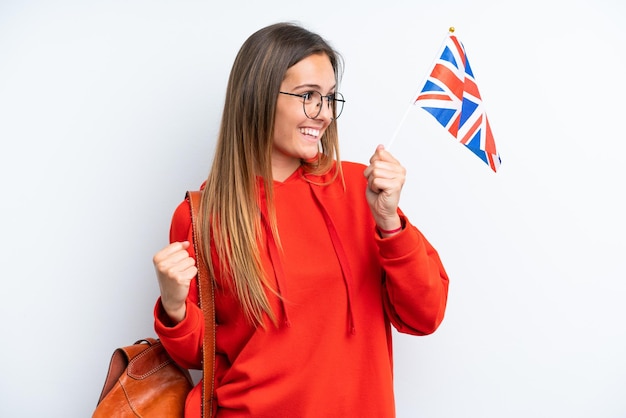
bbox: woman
[153,22,449,418]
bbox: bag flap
[126,340,173,379]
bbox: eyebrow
[293,83,337,92]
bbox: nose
[315,98,334,122]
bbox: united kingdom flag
[415,33,501,172]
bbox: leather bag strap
[187,190,216,418]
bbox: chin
[302,153,321,163]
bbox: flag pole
[386,103,413,150]
[386,27,456,150]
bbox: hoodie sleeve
[376,213,449,336]
[153,198,204,369]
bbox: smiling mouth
[299,127,321,138]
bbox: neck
[272,162,301,182]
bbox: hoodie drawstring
[309,184,357,335]
[260,210,292,328]
[258,179,357,335]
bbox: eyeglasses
[278,91,345,120]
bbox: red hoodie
[154,161,449,417]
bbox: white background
[1,1,625,417]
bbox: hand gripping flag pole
[387,27,501,172]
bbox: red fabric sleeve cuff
[375,215,425,260]
[154,298,203,339]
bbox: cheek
[272,117,290,144]
[273,109,300,141]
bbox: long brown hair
[199,22,344,326]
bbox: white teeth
[299,128,320,137]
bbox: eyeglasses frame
[278,91,345,120]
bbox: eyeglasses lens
[303,92,344,119]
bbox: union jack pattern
[415,34,501,172]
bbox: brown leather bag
[93,338,193,417]
[93,190,216,417]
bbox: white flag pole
[386,27,456,151]
[386,104,414,150]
